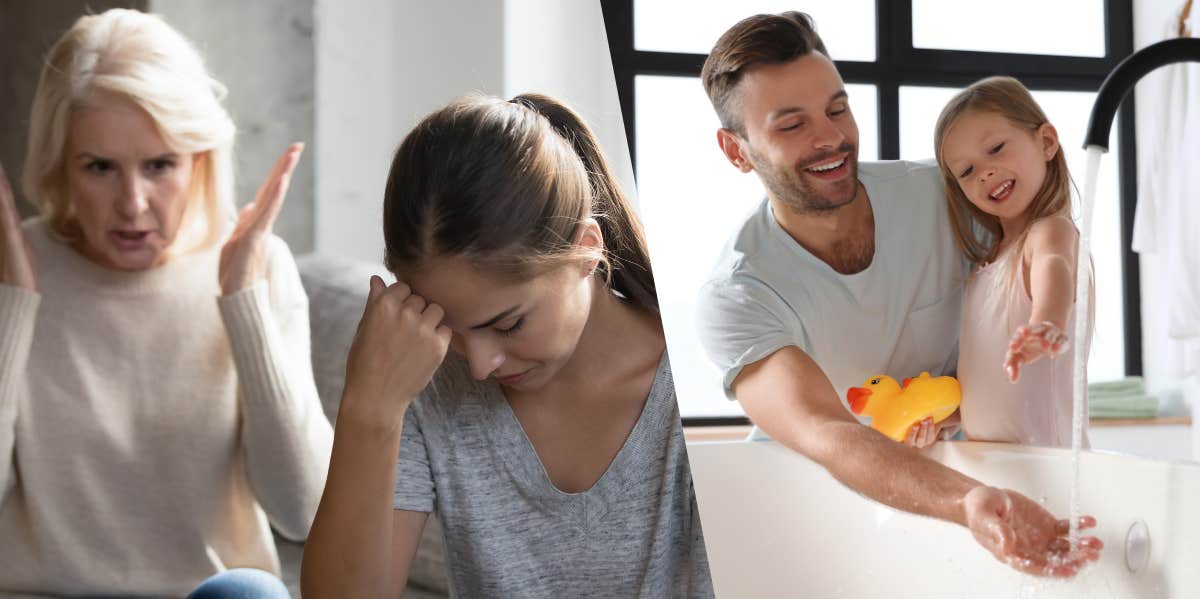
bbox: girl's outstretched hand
[1003,321,1069,382]
[340,276,452,428]
[219,143,303,294]
[964,486,1102,577]
[0,163,36,291]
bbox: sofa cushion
[297,254,390,423]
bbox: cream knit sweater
[0,219,333,597]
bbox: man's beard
[750,143,859,215]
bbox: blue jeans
[187,568,291,599]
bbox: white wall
[503,0,638,206]
[313,0,505,264]
[152,0,317,252]
[1133,0,1196,394]
[1132,0,1199,461]
[313,0,634,264]
[140,2,634,268]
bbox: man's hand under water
[964,486,1103,577]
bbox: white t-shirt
[697,160,970,426]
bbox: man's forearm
[785,419,980,526]
[734,346,982,528]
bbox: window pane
[898,86,957,162]
[633,1,875,61]
[899,85,1126,382]
[913,0,1105,57]
[635,75,877,417]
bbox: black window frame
[601,0,1141,427]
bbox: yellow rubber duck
[846,372,961,442]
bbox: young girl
[301,94,713,598]
[934,76,1091,448]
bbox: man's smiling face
[729,52,860,214]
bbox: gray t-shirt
[393,352,713,598]
[697,160,970,412]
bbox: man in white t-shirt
[695,11,1101,576]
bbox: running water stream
[1069,146,1104,550]
[1068,35,1200,566]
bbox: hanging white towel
[1133,6,1200,377]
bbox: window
[911,0,1105,57]
[603,0,1139,421]
[633,1,875,60]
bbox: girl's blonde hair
[22,8,236,257]
[933,76,1072,264]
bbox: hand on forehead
[404,256,544,332]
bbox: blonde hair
[22,8,236,256]
[933,76,1072,264]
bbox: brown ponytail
[509,93,658,312]
[382,93,658,313]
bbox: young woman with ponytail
[302,94,714,598]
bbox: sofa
[273,254,449,598]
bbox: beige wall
[152,0,317,253]
[312,0,505,262]
[0,1,145,219]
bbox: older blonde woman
[0,9,331,598]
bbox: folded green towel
[1090,407,1159,419]
[1089,393,1159,419]
[1087,376,1146,396]
[1090,393,1156,405]
[1085,377,1158,419]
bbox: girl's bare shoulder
[1023,215,1078,258]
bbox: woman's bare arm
[301,276,450,597]
[302,402,427,598]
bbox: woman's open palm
[0,163,36,291]
[219,143,303,294]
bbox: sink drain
[1125,520,1150,574]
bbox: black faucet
[1084,38,1200,150]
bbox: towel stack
[1088,377,1159,419]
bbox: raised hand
[339,276,452,429]
[0,163,36,291]
[1003,321,1069,382]
[964,486,1102,577]
[219,143,304,295]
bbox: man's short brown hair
[700,12,829,135]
